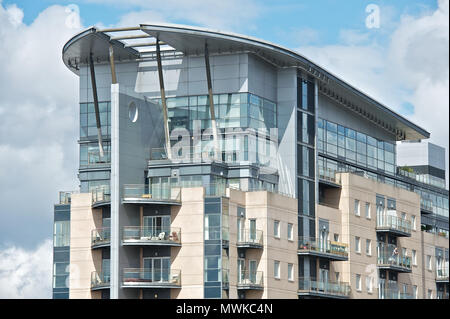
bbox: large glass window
[54,221,70,247]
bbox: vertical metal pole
[204,42,220,160]
[88,53,105,158]
[156,39,172,160]
[109,44,117,84]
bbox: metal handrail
[376,212,412,234]
[237,229,263,246]
[237,270,263,287]
[123,226,181,243]
[122,184,181,202]
[122,268,181,286]
[298,277,351,297]
[298,236,348,257]
[91,271,110,288]
[91,227,111,246]
[377,243,411,269]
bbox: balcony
[376,212,411,237]
[122,268,181,288]
[91,186,110,208]
[122,226,181,247]
[436,266,449,283]
[237,271,264,290]
[91,228,110,249]
[297,277,351,299]
[122,184,181,205]
[378,285,414,299]
[81,151,111,168]
[377,243,412,273]
[297,237,348,261]
[318,167,341,187]
[91,271,110,290]
[237,229,263,249]
[420,198,433,214]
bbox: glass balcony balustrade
[237,271,263,289]
[376,211,411,236]
[91,228,111,247]
[87,150,111,166]
[298,277,351,298]
[91,186,111,206]
[91,271,110,289]
[318,167,342,184]
[298,236,348,260]
[237,229,263,248]
[377,243,411,272]
[122,268,181,287]
[436,265,449,281]
[122,226,181,245]
[122,184,181,203]
[378,284,414,299]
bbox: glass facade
[80,102,111,139]
[318,118,396,175]
[53,204,70,299]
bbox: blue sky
[0,0,448,297]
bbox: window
[413,285,418,299]
[356,274,361,291]
[274,260,280,279]
[427,289,433,299]
[365,202,371,219]
[54,221,70,247]
[366,276,373,293]
[335,272,340,282]
[411,215,416,230]
[287,223,293,241]
[412,250,417,266]
[354,199,360,216]
[334,234,340,242]
[427,255,432,270]
[274,220,280,238]
[355,236,361,253]
[366,239,372,256]
[288,263,294,281]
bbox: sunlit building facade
[52,23,448,299]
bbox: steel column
[88,53,105,158]
[156,39,172,159]
[204,42,220,160]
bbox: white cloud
[0,239,53,298]
[0,4,82,246]
[296,0,449,187]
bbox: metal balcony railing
[376,212,411,235]
[122,184,181,203]
[122,268,181,287]
[298,236,348,259]
[86,151,111,166]
[91,271,110,289]
[318,167,342,184]
[91,186,111,205]
[91,228,111,247]
[237,271,264,289]
[298,277,351,298]
[436,265,449,281]
[122,226,181,245]
[237,229,263,247]
[377,243,411,271]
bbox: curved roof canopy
[62,23,429,141]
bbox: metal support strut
[88,53,105,158]
[156,39,172,160]
[204,42,220,160]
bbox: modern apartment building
[52,23,449,299]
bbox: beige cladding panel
[170,187,205,299]
[69,193,102,299]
